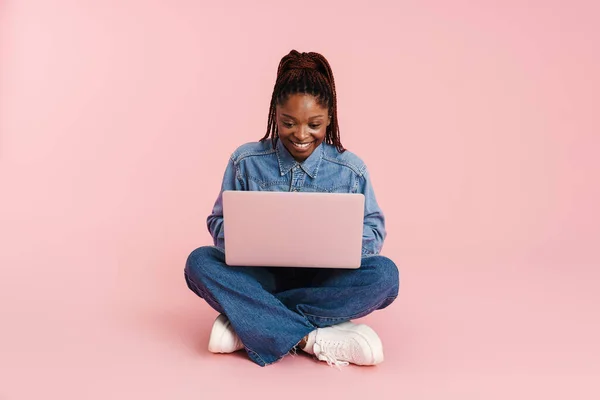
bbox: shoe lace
[317,340,350,369]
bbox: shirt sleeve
[357,166,387,256]
[206,156,244,249]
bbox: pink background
[1,1,599,399]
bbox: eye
[282,121,294,128]
[309,124,321,129]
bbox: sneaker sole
[330,322,384,365]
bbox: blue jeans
[184,246,400,366]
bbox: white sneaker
[302,321,384,367]
[208,314,244,353]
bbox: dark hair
[260,50,345,153]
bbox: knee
[371,256,400,294]
[185,246,220,280]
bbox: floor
[1,241,598,400]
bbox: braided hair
[261,50,345,153]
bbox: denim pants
[184,246,400,366]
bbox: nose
[294,125,309,141]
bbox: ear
[327,115,332,126]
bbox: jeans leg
[274,255,400,327]
[184,246,315,366]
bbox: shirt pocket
[247,176,290,192]
[302,183,353,193]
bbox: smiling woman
[184,49,399,369]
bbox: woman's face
[276,93,330,162]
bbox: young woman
[185,50,399,367]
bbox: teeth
[293,141,312,149]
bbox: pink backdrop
[1,1,598,399]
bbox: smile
[291,140,314,149]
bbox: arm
[357,166,386,256]
[206,156,245,249]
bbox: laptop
[222,190,365,269]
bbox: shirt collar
[276,138,324,179]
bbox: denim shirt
[207,138,386,256]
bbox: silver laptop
[222,190,365,269]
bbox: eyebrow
[281,113,325,120]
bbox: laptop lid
[222,190,365,269]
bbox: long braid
[261,50,345,153]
